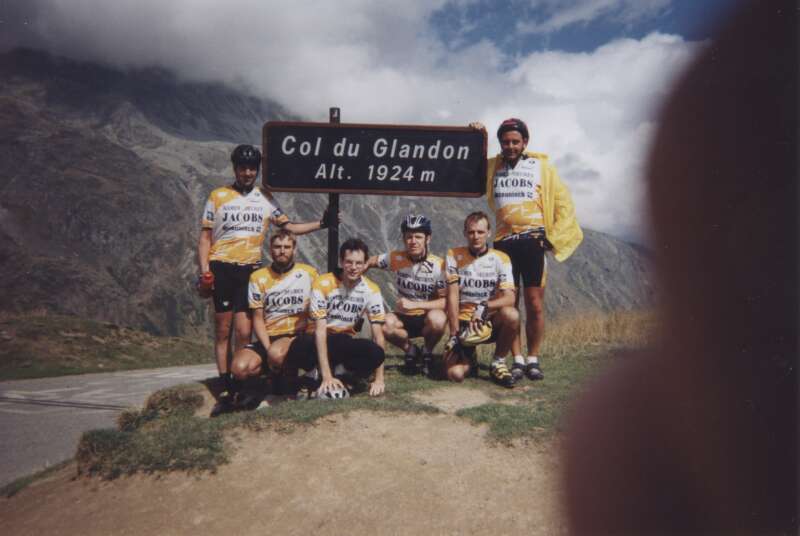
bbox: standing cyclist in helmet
[368,215,447,376]
[470,119,582,382]
[198,144,333,415]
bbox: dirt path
[0,387,568,535]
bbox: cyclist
[226,229,318,410]
[287,238,386,397]
[368,215,446,376]
[470,119,582,382]
[198,144,332,414]
[443,211,519,387]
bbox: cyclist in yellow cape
[471,119,582,382]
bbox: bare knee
[497,306,520,328]
[425,310,447,333]
[231,349,261,380]
[446,363,467,382]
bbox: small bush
[76,417,226,479]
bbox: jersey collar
[468,246,490,258]
[270,261,295,275]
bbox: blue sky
[2,0,741,241]
[431,0,735,54]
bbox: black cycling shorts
[493,236,547,288]
[243,334,296,362]
[394,313,426,339]
[209,261,260,313]
[286,332,385,379]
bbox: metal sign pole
[327,107,340,273]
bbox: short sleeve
[445,249,459,284]
[248,274,264,309]
[366,289,385,324]
[266,195,290,227]
[309,278,328,320]
[376,252,390,270]
[201,196,215,228]
[497,255,514,290]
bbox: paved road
[0,364,218,487]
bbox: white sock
[333,363,349,376]
[513,355,525,365]
[492,356,505,366]
[526,356,539,365]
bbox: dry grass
[542,310,655,358]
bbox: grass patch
[0,459,72,498]
[455,311,653,443]
[69,311,652,479]
[0,311,210,380]
[75,365,442,480]
[76,417,227,479]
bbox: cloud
[516,0,673,35]
[3,0,702,243]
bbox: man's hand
[469,122,486,131]
[470,301,489,330]
[396,297,413,313]
[195,272,214,299]
[318,376,345,395]
[319,205,341,229]
[444,335,459,353]
[369,380,385,397]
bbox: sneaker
[525,362,544,381]
[233,392,262,411]
[422,352,433,378]
[490,361,515,388]
[510,362,525,382]
[299,368,322,393]
[210,390,235,417]
[402,345,421,375]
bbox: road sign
[262,122,487,197]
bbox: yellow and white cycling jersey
[375,251,445,316]
[491,155,545,241]
[310,273,385,335]
[248,263,319,337]
[445,247,515,321]
[201,186,290,265]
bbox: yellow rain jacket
[486,151,583,262]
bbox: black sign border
[261,121,487,198]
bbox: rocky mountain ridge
[0,49,654,337]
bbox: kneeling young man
[368,215,446,375]
[228,230,318,407]
[289,238,387,397]
[444,212,519,387]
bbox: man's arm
[369,322,386,396]
[197,228,212,273]
[251,308,270,351]
[283,220,323,236]
[487,288,515,311]
[315,318,344,393]
[396,296,446,313]
[446,282,460,335]
[282,204,340,236]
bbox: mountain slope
[0,49,654,337]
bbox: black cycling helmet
[231,144,262,168]
[401,214,432,235]
[496,118,529,141]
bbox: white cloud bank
[5,0,703,242]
